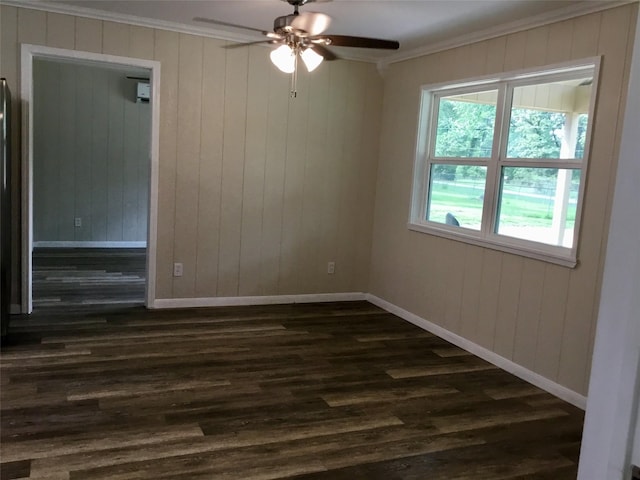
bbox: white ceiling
[32,0,623,62]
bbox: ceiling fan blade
[309,44,338,61]
[321,35,399,50]
[193,17,270,36]
[223,40,281,49]
[290,12,331,36]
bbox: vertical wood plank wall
[0,6,383,302]
[32,59,150,243]
[369,4,638,396]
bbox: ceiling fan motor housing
[283,0,314,6]
[274,14,302,35]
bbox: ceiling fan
[194,0,400,96]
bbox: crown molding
[377,0,638,70]
[3,0,636,67]
[0,0,256,43]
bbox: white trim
[146,57,161,312]
[366,293,587,410]
[33,241,147,248]
[20,47,32,314]
[407,223,578,268]
[151,292,366,310]
[408,58,601,269]
[379,0,635,68]
[20,44,160,314]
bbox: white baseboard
[365,293,587,410]
[34,241,147,248]
[22,277,583,408]
[152,292,366,309]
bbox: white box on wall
[136,82,150,103]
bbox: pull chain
[290,47,298,98]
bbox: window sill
[407,222,578,268]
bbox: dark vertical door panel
[1,78,12,337]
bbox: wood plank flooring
[32,248,146,311]
[0,301,584,479]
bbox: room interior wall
[0,5,383,302]
[1,2,635,401]
[369,3,639,397]
[32,58,150,244]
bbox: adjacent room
[31,58,150,311]
[1,0,638,479]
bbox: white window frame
[409,58,601,267]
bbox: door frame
[577,9,640,479]
[20,44,161,313]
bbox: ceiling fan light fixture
[193,0,399,96]
[300,47,323,72]
[270,44,296,73]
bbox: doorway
[21,45,160,313]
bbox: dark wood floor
[0,301,584,479]
[32,248,146,312]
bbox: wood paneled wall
[0,6,383,301]
[33,59,150,243]
[369,4,638,396]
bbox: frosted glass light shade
[301,47,323,72]
[270,45,295,73]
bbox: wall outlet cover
[173,263,183,277]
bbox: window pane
[427,164,487,230]
[506,78,592,159]
[434,90,497,158]
[496,167,581,247]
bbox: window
[410,61,598,266]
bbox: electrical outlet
[74,217,82,227]
[173,262,183,277]
[327,261,335,274]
